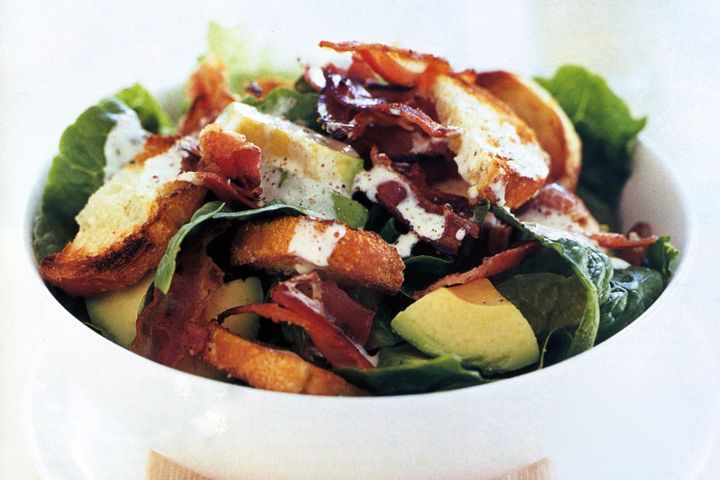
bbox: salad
[33,25,678,396]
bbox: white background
[1,0,720,478]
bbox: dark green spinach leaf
[597,267,663,343]
[538,328,574,368]
[365,301,405,350]
[497,273,586,340]
[400,255,454,297]
[154,202,307,294]
[493,205,613,356]
[338,344,485,395]
[645,235,679,285]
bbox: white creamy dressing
[260,166,336,219]
[524,222,596,247]
[136,141,186,192]
[610,257,631,270]
[288,218,347,271]
[518,209,584,236]
[488,176,507,206]
[354,165,450,241]
[393,232,419,258]
[409,132,432,154]
[103,112,147,181]
[273,96,298,116]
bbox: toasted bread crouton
[472,71,582,190]
[40,139,206,296]
[231,216,404,294]
[429,74,550,209]
[203,325,365,396]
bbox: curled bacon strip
[181,172,258,209]
[590,232,658,249]
[198,125,262,192]
[131,248,223,367]
[319,41,451,87]
[617,223,655,265]
[179,124,263,208]
[219,273,374,370]
[517,183,600,234]
[356,149,479,255]
[414,242,540,299]
[179,55,237,135]
[320,67,458,140]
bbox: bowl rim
[22,136,694,403]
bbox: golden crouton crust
[231,216,404,294]
[472,71,582,191]
[432,75,550,209]
[39,182,206,297]
[203,325,365,396]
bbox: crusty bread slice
[40,139,206,297]
[429,74,550,209]
[203,324,365,396]
[231,216,404,294]
[472,71,582,190]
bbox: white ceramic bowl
[25,141,712,480]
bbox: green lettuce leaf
[331,194,368,229]
[114,84,174,134]
[645,235,679,284]
[597,267,663,343]
[154,202,307,294]
[365,300,405,350]
[538,328,573,368]
[497,272,586,340]
[493,205,613,357]
[536,65,646,229]
[400,255,455,297]
[207,22,298,93]
[33,99,142,259]
[338,344,485,395]
[242,87,320,130]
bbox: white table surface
[2,1,720,478]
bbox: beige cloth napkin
[145,451,210,480]
[145,451,550,480]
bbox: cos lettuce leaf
[338,344,485,395]
[493,205,613,357]
[33,99,142,260]
[242,87,321,130]
[597,267,663,343]
[33,84,173,260]
[536,65,646,229]
[207,22,298,93]
[154,202,308,294]
[114,84,174,134]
